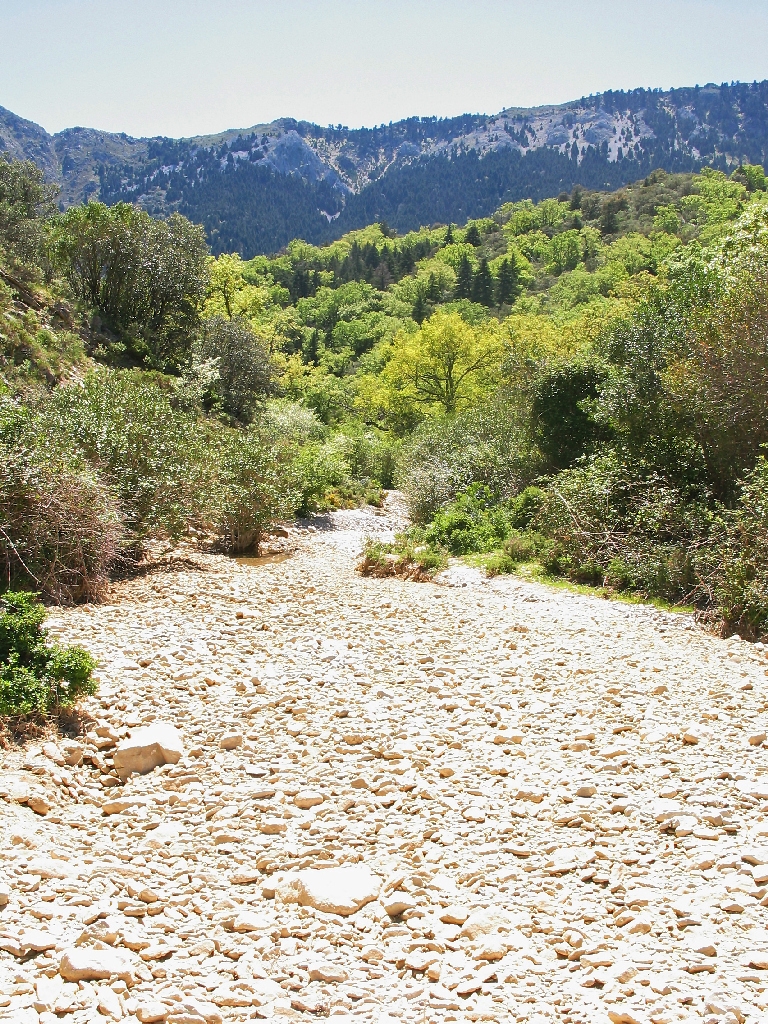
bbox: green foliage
[358,532,448,580]
[0,155,58,276]
[534,452,706,599]
[193,316,275,422]
[397,392,544,523]
[425,485,511,555]
[0,591,97,717]
[698,458,768,638]
[50,202,209,371]
[42,370,213,542]
[529,358,609,469]
[212,425,299,553]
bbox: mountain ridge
[3,80,768,254]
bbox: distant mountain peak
[3,80,768,255]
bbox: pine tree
[495,258,520,306]
[444,223,454,245]
[464,223,481,246]
[471,258,493,306]
[455,254,473,299]
[412,291,428,324]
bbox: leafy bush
[425,484,512,555]
[398,393,544,523]
[0,591,97,716]
[534,452,706,600]
[529,358,609,469]
[697,458,768,638]
[0,155,58,276]
[193,316,275,422]
[50,202,209,371]
[43,370,215,543]
[485,531,551,576]
[357,532,448,581]
[212,425,300,554]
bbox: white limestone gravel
[2,493,768,1024]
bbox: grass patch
[461,551,695,614]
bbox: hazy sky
[3,0,768,138]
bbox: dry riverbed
[2,496,768,1024]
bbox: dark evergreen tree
[471,258,494,306]
[464,223,481,246]
[495,258,520,306]
[455,254,473,299]
[412,291,428,324]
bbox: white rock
[59,946,133,982]
[136,1002,170,1023]
[113,723,184,779]
[308,960,349,982]
[96,985,123,1020]
[294,789,324,809]
[279,865,380,916]
[461,907,524,940]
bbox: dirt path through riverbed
[2,494,768,1024]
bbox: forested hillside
[4,80,768,253]
[3,144,768,684]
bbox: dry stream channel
[2,495,768,1024]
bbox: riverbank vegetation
[2,151,768,638]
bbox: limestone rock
[279,865,380,916]
[136,1002,171,1023]
[59,946,133,982]
[113,723,184,779]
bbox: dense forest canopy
[2,150,768,663]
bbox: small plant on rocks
[357,532,448,581]
[0,591,97,716]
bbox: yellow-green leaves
[379,311,505,419]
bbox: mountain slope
[3,80,768,255]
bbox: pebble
[1,496,768,1024]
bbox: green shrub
[193,316,275,423]
[398,393,543,523]
[534,451,705,600]
[697,458,768,637]
[43,370,215,543]
[0,436,124,603]
[358,532,448,580]
[509,486,546,530]
[485,530,551,576]
[212,425,301,554]
[0,591,97,716]
[425,484,512,555]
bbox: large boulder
[113,724,184,780]
[278,865,380,916]
[59,947,133,982]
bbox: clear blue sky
[3,0,768,138]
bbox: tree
[193,316,275,422]
[464,223,481,246]
[382,311,504,416]
[471,257,494,306]
[455,254,473,299]
[208,253,245,318]
[0,155,58,276]
[495,257,520,306]
[51,202,209,371]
